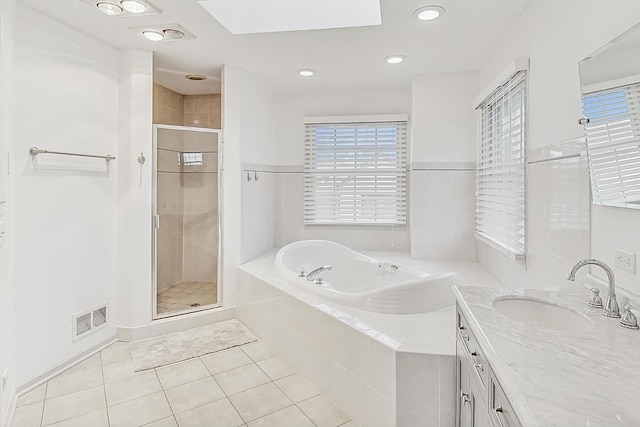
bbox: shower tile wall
[153,83,221,129]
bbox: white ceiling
[21,0,532,95]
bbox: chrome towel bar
[29,147,115,161]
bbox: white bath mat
[130,319,257,371]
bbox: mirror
[578,22,640,209]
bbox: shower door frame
[152,124,223,320]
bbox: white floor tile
[338,422,361,427]
[16,383,47,407]
[46,408,108,427]
[102,358,142,384]
[240,342,275,362]
[42,386,105,426]
[60,354,102,376]
[12,401,43,427]
[229,382,292,423]
[298,395,350,427]
[247,405,314,427]
[156,358,210,390]
[274,373,320,403]
[165,377,225,414]
[101,342,132,365]
[201,348,253,375]
[256,357,296,381]
[108,391,172,427]
[175,398,244,427]
[214,364,270,396]
[105,370,162,406]
[142,416,178,427]
[46,366,103,399]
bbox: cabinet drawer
[456,307,488,390]
[489,370,522,427]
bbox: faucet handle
[588,287,604,309]
[298,268,307,278]
[620,305,639,330]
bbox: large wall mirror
[579,23,640,209]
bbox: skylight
[198,0,381,35]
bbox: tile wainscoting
[236,268,455,427]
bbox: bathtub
[274,240,459,314]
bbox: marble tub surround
[455,286,640,427]
[238,250,501,426]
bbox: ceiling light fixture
[97,2,123,15]
[414,5,445,21]
[142,30,165,41]
[385,55,405,64]
[185,74,206,81]
[121,0,146,13]
[297,69,317,77]
[163,29,185,40]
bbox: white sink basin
[493,297,592,332]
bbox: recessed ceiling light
[297,69,316,77]
[414,5,445,21]
[121,0,146,13]
[163,29,185,40]
[142,30,164,41]
[97,2,123,15]
[385,55,405,64]
[185,74,206,81]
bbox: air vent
[72,304,109,341]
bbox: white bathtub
[274,240,459,314]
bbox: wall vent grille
[72,303,108,341]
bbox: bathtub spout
[306,265,333,283]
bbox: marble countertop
[454,286,640,427]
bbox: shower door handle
[153,214,160,230]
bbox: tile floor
[12,340,359,427]
[157,281,217,314]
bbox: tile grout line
[203,354,248,425]
[38,382,48,427]
[153,367,177,425]
[99,351,111,427]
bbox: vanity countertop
[454,286,640,427]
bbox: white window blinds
[582,83,640,206]
[304,121,408,225]
[476,70,527,260]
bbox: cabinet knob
[460,391,471,405]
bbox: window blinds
[582,83,640,205]
[476,71,527,259]
[304,121,408,225]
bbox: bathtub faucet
[306,265,333,284]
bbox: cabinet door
[470,373,493,427]
[456,354,473,427]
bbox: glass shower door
[153,125,220,318]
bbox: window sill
[475,232,526,263]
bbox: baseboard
[15,335,116,397]
[116,306,236,342]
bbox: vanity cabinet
[456,305,522,427]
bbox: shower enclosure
[152,125,221,318]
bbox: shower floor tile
[157,281,217,314]
[13,335,356,427]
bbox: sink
[493,297,592,332]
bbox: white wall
[477,0,640,292]
[223,66,279,301]
[272,89,412,250]
[116,50,153,328]
[0,0,16,423]
[12,3,119,385]
[410,73,478,261]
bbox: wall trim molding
[242,163,303,173]
[15,336,116,397]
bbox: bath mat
[130,319,257,371]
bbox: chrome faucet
[567,259,620,318]
[306,265,333,284]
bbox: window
[582,83,640,206]
[179,152,204,167]
[475,70,527,260]
[304,119,408,225]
